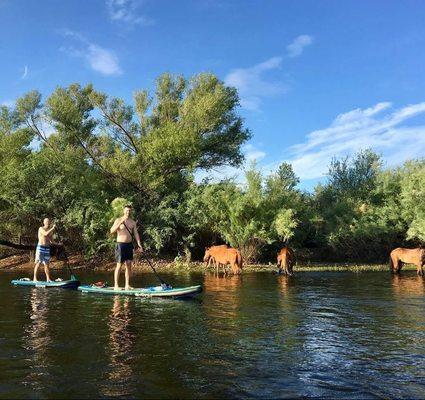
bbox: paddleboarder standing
[110,205,143,290]
[34,218,56,282]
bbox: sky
[1,0,425,190]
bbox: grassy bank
[1,254,418,274]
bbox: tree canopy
[0,73,423,262]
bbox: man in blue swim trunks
[34,218,56,282]
[110,205,143,290]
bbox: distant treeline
[0,73,424,263]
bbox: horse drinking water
[277,247,294,276]
[204,245,243,275]
[390,247,424,276]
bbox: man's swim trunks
[115,242,134,263]
[35,244,51,263]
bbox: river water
[0,270,424,399]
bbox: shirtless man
[110,205,143,290]
[34,218,56,282]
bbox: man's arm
[110,217,124,234]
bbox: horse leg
[417,263,424,276]
[286,262,293,276]
[217,262,223,275]
[397,259,403,274]
[277,260,282,274]
[391,255,400,274]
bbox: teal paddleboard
[78,284,202,299]
[11,278,80,289]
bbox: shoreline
[0,254,418,274]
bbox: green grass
[151,261,419,273]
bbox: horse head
[203,247,211,263]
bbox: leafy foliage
[0,75,423,263]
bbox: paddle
[122,219,171,289]
[55,223,78,281]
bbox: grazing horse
[204,246,242,275]
[277,247,294,276]
[204,245,228,274]
[390,247,424,276]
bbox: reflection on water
[203,273,242,337]
[391,274,425,297]
[1,271,424,399]
[102,296,135,397]
[22,289,51,391]
[277,274,292,296]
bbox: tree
[400,160,425,242]
[181,163,301,262]
[328,149,381,200]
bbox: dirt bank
[0,253,407,274]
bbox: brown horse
[204,245,228,274]
[204,246,243,275]
[390,247,424,276]
[277,247,294,276]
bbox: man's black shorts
[115,242,134,263]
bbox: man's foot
[114,286,122,291]
[33,279,38,282]
[124,286,134,290]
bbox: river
[1,270,424,399]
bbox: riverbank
[0,253,418,273]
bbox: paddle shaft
[54,223,77,280]
[121,220,170,287]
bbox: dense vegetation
[1,73,424,263]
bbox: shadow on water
[0,270,424,399]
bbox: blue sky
[1,0,425,189]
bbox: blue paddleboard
[11,278,80,289]
[78,284,202,299]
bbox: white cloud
[224,56,286,111]
[86,44,122,75]
[244,143,266,162]
[286,34,313,58]
[61,30,122,76]
[20,65,29,80]
[106,0,155,26]
[286,102,425,180]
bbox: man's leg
[44,262,51,282]
[33,261,40,281]
[124,260,133,290]
[114,263,122,290]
